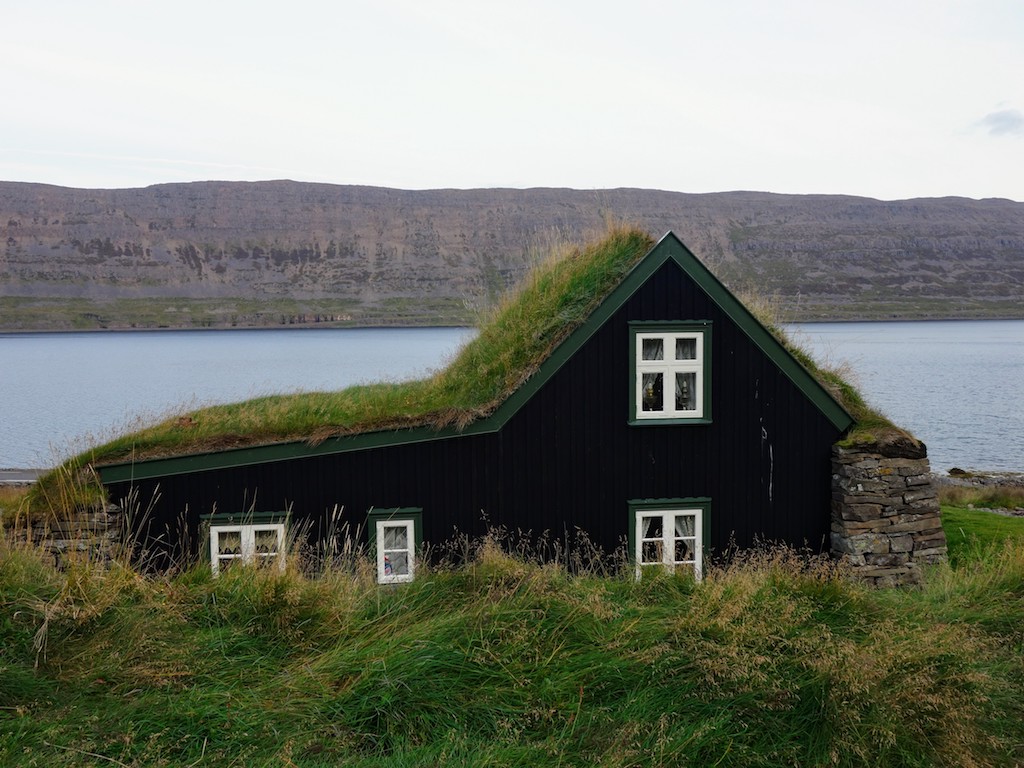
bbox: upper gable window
[631,322,711,423]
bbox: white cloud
[977,109,1024,137]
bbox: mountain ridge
[2,180,1022,329]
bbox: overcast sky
[3,0,1022,200]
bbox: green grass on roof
[76,227,657,467]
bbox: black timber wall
[106,259,843,567]
[492,259,842,557]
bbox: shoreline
[3,316,1023,337]
[0,469,46,485]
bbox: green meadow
[1,494,1023,768]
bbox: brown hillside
[1,181,1022,328]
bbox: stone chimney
[831,435,947,586]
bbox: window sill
[628,417,713,427]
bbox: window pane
[642,515,662,538]
[675,337,696,360]
[383,525,408,550]
[217,530,241,556]
[254,529,279,555]
[675,372,696,411]
[386,551,410,576]
[674,515,695,538]
[642,338,664,360]
[641,540,662,564]
[674,538,693,564]
[641,373,663,411]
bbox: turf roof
[87,227,658,471]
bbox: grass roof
[76,227,657,465]
[25,226,906,516]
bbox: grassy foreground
[2,510,1023,767]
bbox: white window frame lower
[375,518,417,584]
[633,508,703,581]
[209,522,286,576]
[635,329,706,420]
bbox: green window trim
[627,498,710,580]
[200,510,290,526]
[629,321,712,426]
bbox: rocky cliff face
[2,181,1022,329]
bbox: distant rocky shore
[0,468,45,485]
[932,469,1024,488]
[931,469,1024,517]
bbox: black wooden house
[98,232,853,579]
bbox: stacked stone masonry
[831,440,947,586]
[20,504,123,568]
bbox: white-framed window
[209,522,286,576]
[368,507,422,584]
[631,323,710,422]
[629,500,708,580]
[376,519,415,583]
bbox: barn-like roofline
[98,232,853,484]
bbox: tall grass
[939,483,1024,512]
[2,517,1022,767]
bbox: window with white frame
[632,324,710,422]
[208,521,286,576]
[368,508,422,584]
[630,502,707,580]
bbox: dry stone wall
[831,437,947,586]
[19,504,123,567]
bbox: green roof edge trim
[650,233,854,433]
[98,231,852,485]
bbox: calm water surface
[788,320,1023,474]
[1,327,474,469]
[2,321,1021,473]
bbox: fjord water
[1,321,1021,473]
[788,319,1023,474]
[1,327,475,470]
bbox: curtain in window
[218,531,241,556]
[383,525,411,576]
[674,515,695,564]
[642,372,663,411]
[675,337,696,360]
[642,338,664,360]
[254,529,279,555]
[674,372,696,411]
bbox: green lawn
[942,504,1024,565]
